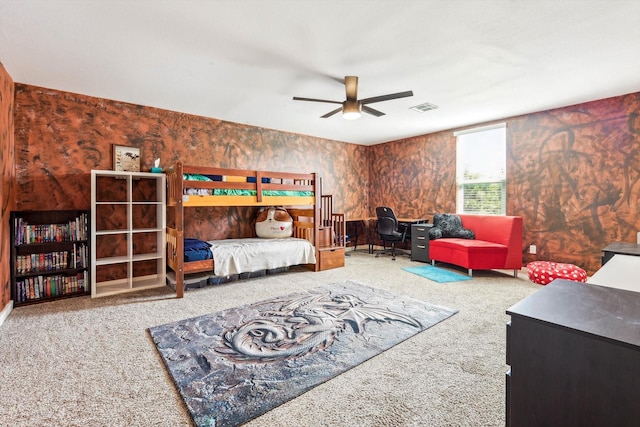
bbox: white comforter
[207,237,317,277]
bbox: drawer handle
[417,245,426,249]
[416,227,426,232]
[417,236,425,240]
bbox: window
[455,123,506,215]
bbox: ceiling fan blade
[345,76,358,102]
[361,105,386,117]
[296,77,408,119]
[360,90,414,105]
[293,96,342,105]
[321,107,343,118]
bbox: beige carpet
[0,251,540,426]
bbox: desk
[601,241,640,265]
[506,279,640,426]
[346,217,430,255]
[346,217,375,254]
[397,218,429,224]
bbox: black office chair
[375,206,409,260]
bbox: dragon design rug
[148,280,458,427]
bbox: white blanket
[208,237,316,277]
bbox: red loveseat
[429,214,523,277]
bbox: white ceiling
[1,1,639,146]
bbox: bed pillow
[184,249,213,261]
[246,176,271,183]
[184,238,212,251]
[255,206,293,238]
[183,174,212,196]
[183,174,211,182]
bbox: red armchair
[429,214,523,277]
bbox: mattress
[207,237,316,276]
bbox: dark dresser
[505,279,640,426]
[601,241,640,265]
[411,223,433,262]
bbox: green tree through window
[455,124,506,215]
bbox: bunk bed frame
[165,161,345,298]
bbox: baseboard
[0,300,13,328]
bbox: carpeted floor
[149,280,458,426]
[0,251,540,426]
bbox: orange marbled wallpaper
[1,63,16,312]
[369,130,456,220]
[10,81,640,279]
[509,94,640,274]
[370,92,640,275]
[13,84,370,242]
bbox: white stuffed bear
[255,206,293,238]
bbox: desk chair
[375,207,409,260]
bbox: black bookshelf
[10,210,90,306]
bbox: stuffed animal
[428,213,475,240]
[255,206,293,238]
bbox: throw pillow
[429,213,475,240]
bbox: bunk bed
[165,161,346,298]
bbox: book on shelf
[15,272,87,303]
[14,213,89,245]
[15,250,75,275]
[12,211,90,305]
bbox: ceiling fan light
[342,102,361,120]
[342,111,361,120]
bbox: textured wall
[13,85,370,241]
[1,64,16,312]
[369,130,457,220]
[370,92,640,274]
[510,94,640,273]
[11,82,640,279]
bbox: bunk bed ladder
[321,194,333,227]
[319,194,346,249]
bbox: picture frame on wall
[113,145,141,172]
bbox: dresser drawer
[318,248,345,271]
[316,227,333,248]
[411,223,432,263]
[505,369,512,427]
[506,321,511,365]
[412,224,431,237]
[413,234,428,244]
[411,242,430,262]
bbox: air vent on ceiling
[409,102,439,113]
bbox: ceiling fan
[293,76,413,120]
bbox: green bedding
[182,174,313,197]
[212,189,314,197]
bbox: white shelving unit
[91,170,166,298]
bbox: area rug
[148,280,458,427]
[402,264,472,283]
